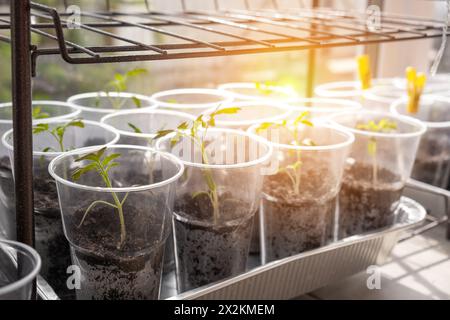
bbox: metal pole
[11,0,35,251]
[305,0,319,98]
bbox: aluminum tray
[164,196,426,300]
[40,180,445,300]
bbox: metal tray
[164,196,426,300]
[40,179,449,300]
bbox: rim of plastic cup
[0,101,81,124]
[285,97,362,114]
[0,239,41,298]
[155,127,273,170]
[391,95,450,129]
[150,88,234,110]
[314,81,362,98]
[248,122,355,151]
[329,110,427,138]
[393,74,450,91]
[217,82,298,101]
[2,120,120,157]
[48,145,185,193]
[204,100,293,127]
[362,86,406,104]
[314,79,396,98]
[100,109,196,139]
[67,92,156,114]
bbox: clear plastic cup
[49,145,184,300]
[100,109,196,147]
[248,122,354,263]
[101,109,195,273]
[0,239,41,300]
[391,95,450,189]
[156,128,272,293]
[2,120,119,298]
[362,84,407,112]
[393,74,450,93]
[284,97,362,120]
[217,82,298,102]
[150,88,234,116]
[0,101,81,241]
[67,91,156,121]
[205,100,293,131]
[329,111,426,238]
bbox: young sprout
[406,67,426,114]
[33,119,85,153]
[32,106,50,119]
[357,54,372,90]
[154,106,241,224]
[255,82,275,96]
[98,68,148,110]
[356,119,398,184]
[72,147,129,250]
[257,111,314,195]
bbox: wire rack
[0,1,448,73]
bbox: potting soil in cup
[173,193,254,293]
[261,157,335,262]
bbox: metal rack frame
[3,0,450,300]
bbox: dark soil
[261,168,336,263]
[411,134,450,188]
[69,197,166,300]
[173,192,254,293]
[33,161,72,298]
[0,156,15,240]
[338,163,403,238]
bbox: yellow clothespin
[406,66,426,114]
[357,54,372,90]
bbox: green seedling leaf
[192,191,209,199]
[211,107,241,116]
[102,153,121,167]
[128,123,143,134]
[154,129,175,140]
[32,123,49,134]
[126,68,147,77]
[131,96,142,108]
[32,106,50,119]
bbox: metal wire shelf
[0,1,448,74]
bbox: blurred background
[0,0,447,101]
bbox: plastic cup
[391,95,450,188]
[67,91,156,121]
[284,97,362,120]
[329,111,426,238]
[150,88,234,116]
[2,120,119,298]
[100,109,196,147]
[205,100,294,131]
[217,82,298,102]
[0,239,41,300]
[156,128,272,293]
[248,122,354,263]
[49,145,184,300]
[0,101,81,241]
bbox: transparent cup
[393,74,450,94]
[205,100,293,131]
[49,145,184,300]
[101,109,195,272]
[67,92,156,121]
[391,95,450,189]
[329,111,426,238]
[156,128,272,293]
[217,82,298,102]
[100,109,196,147]
[284,97,362,120]
[248,123,354,263]
[0,101,81,241]
[0,239,41,300]
[150,88,234,116]
[2,120,119,298]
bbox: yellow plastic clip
[357,54,372,90]
[406,67,426,114]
